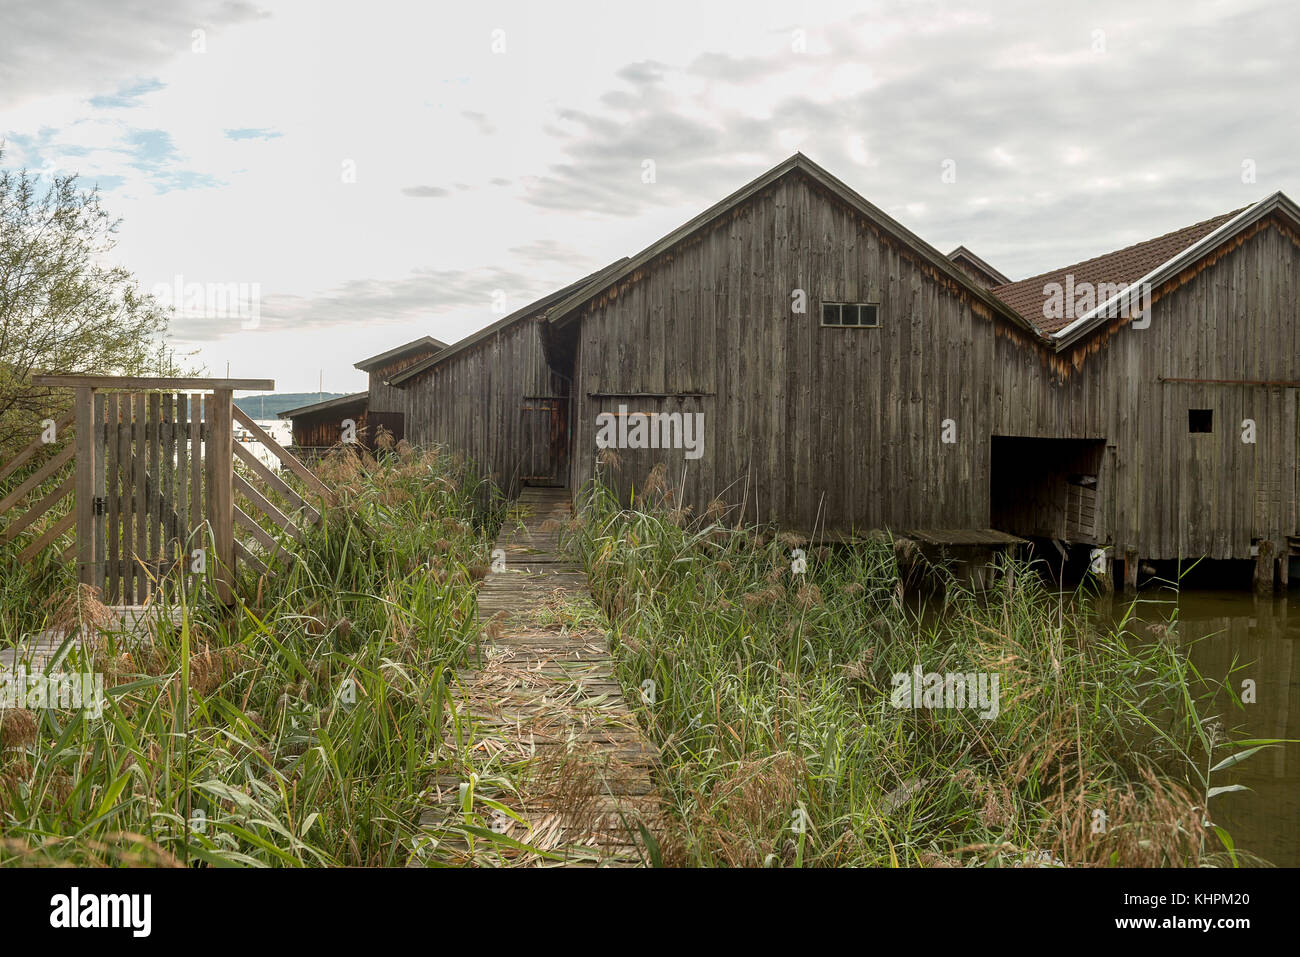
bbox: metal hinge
[93,496,106,515]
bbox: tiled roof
[992,208,1248,334]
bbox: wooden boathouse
[289,154,1300,590]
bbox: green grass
[0,443,504,866]
[568,470,1284,867]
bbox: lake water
[1095,588,1299,866]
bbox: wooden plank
[0,443,75,514]
[233,441,321,525]
[0,411,74,483]
[235,539,271,577]
[18,510,76,563]
[105,394,120,604]
[176,392,189,558]
[231,405,334,502]
[190,394,202,550]
[235,505,290,560]
[92,392,106,595]
[118,396,133,605]
[0,474,74,543]
[134,392,147,601]
[207,389,235,603]
[162,392,175,580]
[32,375,274,391]
[74,388,96,586]
[233,474,304,542]
[148,392,161,586]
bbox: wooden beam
[231,405,334,503]
[0,474,74,543]
[1122,548,1139,593]
[233,441,320,525]
[1254,540,1276,596]
[235,539,271,577]
[74,387,96,587]
[32,376,274,391]
[235,505,290,561]
[234,474,304,542]
[0,412,74,483]
[18,511,75,563]
[207,390,235,604]
[0,443,75,514]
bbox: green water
[1096,589,1299,867]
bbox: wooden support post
[1277,552,1289,591]
[73,387,96,588]
[206,389,235,605]
[1254,540,1275,596]
[1123,548,1139,593]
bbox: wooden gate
[520,395,569,486]
[2,376,332,606]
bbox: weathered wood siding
[291,405,367,449]
[987,218,1300,560]
[401,317,562,497]
[570,171,998,534]
[368,348,439,418]
[569,172,1300,560]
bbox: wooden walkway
[418,487,661,866]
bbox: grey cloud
[0,0,267,109]
[524,0,1298,279]
[168,266,558,342]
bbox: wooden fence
[1,376,333,606]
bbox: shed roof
[991,208,1247,337]
[387,259,629,387]
[354,335,448,372]
[278,391,368,419]
[946,245,1012,287]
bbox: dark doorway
[520,396,569,486]
[367,411,405,448]
[991,436,1106,543]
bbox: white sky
[2,0,1297,393]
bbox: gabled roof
[354,335,448,372]
[947,245,1011,287]
[278,391,368,420]
[993,191,1300,348]
[387,258,629,387]
[546,153,1041,339]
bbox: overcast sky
[2,0,1296,394]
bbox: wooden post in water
[1254,539,1275,596]
[207,389,235,604]
[1122,548,1139,593]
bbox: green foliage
[0,446,499,866]
[570,476,1281,867]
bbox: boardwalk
[419,487,661,866]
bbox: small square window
[821,303,841,325]
[1189,409,1213,433]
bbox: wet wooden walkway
[419,487,661,866]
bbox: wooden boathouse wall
[565,170,1005,535]
[986,217,1300,562]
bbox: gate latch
[93,496,106,516]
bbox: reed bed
[0,441,503,866]
[569,466,1281,867]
